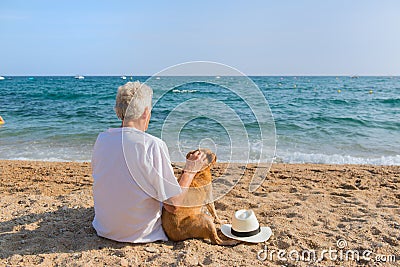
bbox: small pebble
[73,253,81,259]
[145,246,159,253]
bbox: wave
[5,154,400,166]
[2,157,86,162]
[309,116,370,127]
[380,98,400,105]
[275,152,400,166]
[172,89,198,93]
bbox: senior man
[92,81,205,243]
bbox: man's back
[92,127,180,243]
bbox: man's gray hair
[115,81,153,120]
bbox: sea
[0,76,399,165]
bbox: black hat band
[231,226,261,237]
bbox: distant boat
[216,76,221,79]
[121,76,127,80]
[156,77,160,80]
[351,75,359,79]
[0,76,5,80]
[75,75,85,80]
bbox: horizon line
[1,74,399,77]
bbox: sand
[0,160,399,266]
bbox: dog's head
[186,148,216,172]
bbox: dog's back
[161,149,237,245]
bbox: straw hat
[221,209,272,243]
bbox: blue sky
[1,0,399,76]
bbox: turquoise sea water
[0,76,399,165]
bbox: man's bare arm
[163,171,195,213]
[163,150,206,213]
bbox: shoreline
[2,158,400,167]
[1,160,399,266]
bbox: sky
[1,0,399,76]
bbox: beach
[2,0,400,266]
[1,160,399,266]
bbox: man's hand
[184,150,207,173]
[163,150,207,211]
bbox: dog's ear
[186,149,197,159]
[204,150,216,166]
[186,149,216,166]
[211,153,217,165]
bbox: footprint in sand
[382,235,398,246]
[330,191,353,198]
[339,183,358,190]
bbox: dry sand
[0,160,399,266]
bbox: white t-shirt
[91,127,182,243]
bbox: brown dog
[162,149,238,245]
